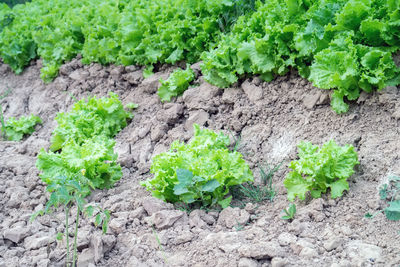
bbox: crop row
[0,0,399,113]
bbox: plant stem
[65,205,70,267]
[0,89,11,140]
[0,103,6,140]
[72,206,80,267]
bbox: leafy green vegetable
[37,137,122,194]
[158,65,195,102]
[201,0,400,113]
[50,92,132,151]
[385,200,400,221]
[284,140,359,201]
[37,92,131,193]
[367,175,400,221]
[0,0,258,82]
[141,124,253,208]
[3,114,42,141]
[33,92,129,267]
[281,203,296,220]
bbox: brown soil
[0,57,399,267]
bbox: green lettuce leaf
[4,114,42,141]
[158,65,195,102]
[141,124,253,208]
[284,140,359,201]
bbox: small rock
[303,91,322,109]
[152,210,186,230]
[238,242,282,259]
[102,235,116,254]
[190,62,202,76]
[324,237,343,252]
[54,77,69,91]
[3,227,30,243]
[299,247,318,258]
[123,70,143,85]
[24,235,55,250]
[109,217,128,234]
[391,105,400,120]
[222,88,242,104]
[252,77,262,86]
[110,66,124,80]
[173,231,193,245]
[69,70,89,81]
[141,72,168,94]
[129,207,146,220]
[126,255,148,266]
[150,124,168,142]
[184,110,209,131]
[277,232,297,246]
[244,203,257,214]
[241,79,263,102]
[189,210,208,229]
[183,83,221,110]
[36,259,50,267]
[317,92,329,105]
[77,248,95,267]
[90,234,103,263]
[238,257,259,267]
[219,243,241,253]
[158,103,184,124]
[346,240,382,263]
[271,257,288,267]
[217,207,250,229]
[125,65,140,72]
[142,197,173,216]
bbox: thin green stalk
[72,206,80,267]
[0,89,11,140]
[0,103,6,139]
[65,205,70,267]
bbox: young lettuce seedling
[281,203,296,220]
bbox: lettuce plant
[201,0,400,113]
[158,65,195,102]
[141,124,253,208]
[284,140,359,201]
[50,92,132,151]
[3,114,42,141]
[34,93,132,266]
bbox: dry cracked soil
[0,57,400,267]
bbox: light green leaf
[201,179,220,192]
[384,200,400,221]
[329,179,349,199]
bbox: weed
[232,162,281,206]
[31,174,110,267]
[366,175,400,221]
[234,220,246,231]
[0,89,11,139]
[281,203,296,221]
[152,227,168,265]
[228,130,241,152]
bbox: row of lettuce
[0,93,361,208]
[1,0,400,113]
[2,92,398,262]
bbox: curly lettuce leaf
[50,92,132,151]
[158,65,195,102]
[141,124,253,208]
[37,137,122,193]
[284,140,359,201]
[4,114,42,141]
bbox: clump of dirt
[0,57,400,267]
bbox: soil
[0,57,399,267]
